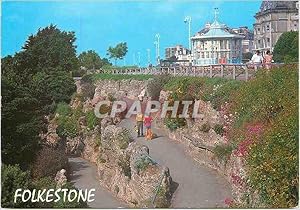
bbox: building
[191,17,244,66]
[232,26,254,53]
[253,0,299,52]
[165,45,190,60]
[164,45,191,66]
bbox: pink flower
[224,198,234,206]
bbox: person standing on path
[144,114,153,140]
[264,50,273,71]
[251,50,263,70]
[136,112,144,137]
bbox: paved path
[69,157,127,208]
[119,118,232,208]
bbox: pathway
[69,157,127,208]
[119,118,232,208]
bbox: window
[267,38,270,42]
[266,25,270,31]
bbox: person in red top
[264,50,273,71]
[144,114,153,140]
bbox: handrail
[151,167,167,208]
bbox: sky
[2,0,261,66]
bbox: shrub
[147,74,171,100]
[164,118,186,131]
[31,147,68,179]
[1,165,30,208]
[55,102,72,116]
[134,155,155,173]
[273,31,298,63]
[117,154,131,179]
[213,144,235,162]
[85,110,99,130]
[199,122,211,133]
[213,124,224,136]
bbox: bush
[227,65,298,208]
[164,118,186,131]
[213,144,235,162]
[56,102,72,116]
[31,147,68,179]
[117,154,131,179]
[85,110,99,130]
[199,122,211,133]
[1,165,30,208]
[213,124,224,136]
[273,31,298,63]
[147,74,171,100]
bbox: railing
[151,167,167,208]
[111,64,283,81]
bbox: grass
[82,73,153,83]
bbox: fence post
[233,65,236,79]
[201,67,204,77]
[245,67,249,81]
[209,65,213,78]
[221,65,224,78]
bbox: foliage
[56,102,72,116]
[52,182,88,208]
[228,65,298,208]
[32,70,76,105]
[31,147,68,179]
[147,74,171,100]
[83,73,153,82]
[134,155,155,173]
[213,143,235,162]
[199,122,211,133]
[213,124,225,136]
[85,110,99,130]
[1,165,30,208]
[273,31,298,63]
[78,50,111,70]
[1,78,42,168]
[117,154,131,179]
[107,42,128,65]
[164,118,186,131]
[1,25,78,168]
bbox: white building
[191,18,244,66]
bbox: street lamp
[138,52,141,67]
[184,16,192,51]
[155,33,160,65]
[147,49,151,66]
[133,53,136,66]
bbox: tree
[1,25,78,168]
[1,165,30,208]
[107,42,128,65]
[273,31,298,63]
[78,50,102,70]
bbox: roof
[256,0,298,16]
[191,20,244,39]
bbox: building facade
[232,26,254,53]
[253,0,299,52]
[191,20,244,66]
[164,45,191,66]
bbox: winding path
[119,119,232,208]
[69,157,127,208]
[69,118,231,208]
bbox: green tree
[78,50,102,70]
[273,31,298,63]
[107,42,128,65]
[1,165,30,208]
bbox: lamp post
[133,53,136,66]
[155,33,160,65]
[184,16,192,51]
[147,49,151,66]
[138,52,141,67]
